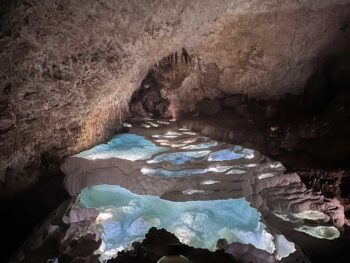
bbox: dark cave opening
[129,48,194,120]
[341,175,350,199]
[129,72,170,118]
[0,170,69,262]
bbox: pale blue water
[141,167,210,177]
[208,146,254,161]
[79,184,288,258]
[141,166,233,177]
[74,134,167,161]
[147,150,210,165]
[71,121,337,261]
[181,140,218,150]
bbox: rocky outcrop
[180,87,350,169]
[10,198,101,263]
[217,239,310,263]
[63,158,346,227]
[298,169,350,215]
[106,228,309,263]
[1,0,350,192]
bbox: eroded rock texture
[10,198,101,263]
[1,0,350,192]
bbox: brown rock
[195,99,222,115]
[1,0,350,193]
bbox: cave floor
[57,117,349,262]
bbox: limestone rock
[1,0,350,191]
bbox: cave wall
[1,0,350,191]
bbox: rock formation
[1,0,350,192]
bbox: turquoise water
[75,134,167,161]
[147,150,210,165]
[70,120,339,261]
[141,166,233,177]
[208,146,255,161]
[79,184,294,259]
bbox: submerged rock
[79,184,294,260]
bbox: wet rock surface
[179,86,350,218]
[61,120,344,224]
[57,118,346,262]
[181,89,350,170]
[107,228,308,263]
[8,116,350,263]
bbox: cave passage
[3,1,350,262]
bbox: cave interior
[1,1,350,263]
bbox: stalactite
[182,48,190,64]
[152,48,193,72]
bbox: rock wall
[1,0,350,191]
